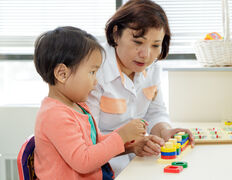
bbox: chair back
[17,135,36,180]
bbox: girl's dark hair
[105,0,171,59]
[34,26,104,85]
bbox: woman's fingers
[171,128,195,147]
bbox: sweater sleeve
[42,106,125,174]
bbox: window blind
[0,0,115,54]
[123,0,232,54]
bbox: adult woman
[87,0,194,176]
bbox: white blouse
[87,43,170,134]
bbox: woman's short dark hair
[34,26,104,85]
[105,0,171,59]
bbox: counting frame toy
[158,122,232,163]
[191,126,232,144]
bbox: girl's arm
[43,107,125,174]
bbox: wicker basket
[194,0,232,66]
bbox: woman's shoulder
[101,42,114,53]
[97,43,118,85]
[101,43,117,63]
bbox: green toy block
[172,161,188,168]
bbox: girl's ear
[54,63,71,83]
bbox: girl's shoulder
[39,97,77,118]
[77,102,90,112]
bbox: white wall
[0,106,39,179]
[0,106,39,156]
[169,71,232,122]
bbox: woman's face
[115,27,165,76]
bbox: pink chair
[17,135,37,180]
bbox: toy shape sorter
[158,132,190,163]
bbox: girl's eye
[90,71,96,75]
[133,40,142,45]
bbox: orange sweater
[34,97,125,180]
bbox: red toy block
[164,165,183,173]
[181,142,189,151]
[161,155,177,159]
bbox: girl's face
[65,49,102,102]
[115,27,165,77]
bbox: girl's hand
[160,128,195,147]
[127,135,165,157]
[117,119,147,143]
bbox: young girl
[87,0,194,175]
[33,26,147,180]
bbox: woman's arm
[143,84,171,134]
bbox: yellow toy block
[177,132,185,135]
[181,140,189,148]
[161,146,176,152]
[157,145,192,164]
[168,138,177,145]
[165,142,174,148]
[174,135,182,141]
[225,121,232,126]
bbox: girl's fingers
[135,119,148,129]
[141,119,149,126]
[139,131,146,137]
[137,127,146,134]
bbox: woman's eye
[152,45,160,48]
[90,71,95,75]
[133,40,142,45]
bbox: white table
[116,122,232,180]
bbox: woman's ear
[113,25,118,44]
[54,63,71,83]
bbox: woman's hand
[160,128,195,147]
[127,135,165,157]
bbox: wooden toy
[224,121,232,126]
[158,132,190,163]
[164,165,183,173]
[172,161,188,168]
[190,127,232,144]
